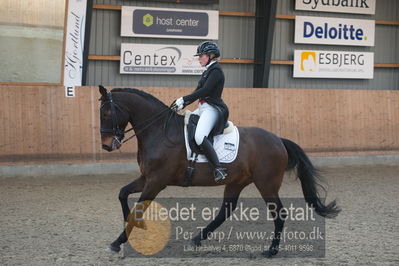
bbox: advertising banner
[293,50,374,79]
[63,0,88,97]
[295,16,375,46]
[295,0,376,15]
[121,6,218,39]
[146,0,218,3]
[120,43,203,75]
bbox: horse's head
[99,86,130,152]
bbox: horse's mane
[111,88,168,108]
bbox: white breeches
[192,102,218,145]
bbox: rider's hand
[170,97,184,112]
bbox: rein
[100,91,177,145]
[122,107,172,144]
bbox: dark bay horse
[98,86,340,257]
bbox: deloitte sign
[295,16,375,46]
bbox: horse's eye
[102,111,111,118]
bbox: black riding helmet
[194,41,221,58]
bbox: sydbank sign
[293,50,374,79]
[295,0,376,15]
[120,43,203,75]
[295,16,375,46]
[121,6,218,39]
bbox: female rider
[171,41,229,182]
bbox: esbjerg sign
[120,43,203,75]
[295,0,376,15]
[293,50,374,79]
[295,16,375,46]
[121,6,218,39]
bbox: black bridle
[100,91,176,144]
[100,92,129,137]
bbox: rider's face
[198,54,209,67]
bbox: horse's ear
[99,85,108,98]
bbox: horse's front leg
[108,176,145,252]
[109,177,167,253]
[119,175,146,221]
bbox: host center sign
[295,16,375,46]
[121,6,218,39]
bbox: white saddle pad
[183,111,240,163]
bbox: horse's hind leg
[192,182,249,246]
[263,196,286,257]
[254,179,286,257]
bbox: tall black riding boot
[199,137,227,182]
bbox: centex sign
[120,43,202,75]
[295,16,375,46]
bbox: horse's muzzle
[102,144,113,152]
[102,136,122,152]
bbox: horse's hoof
[262,247,278,258]
[108,244,121,253]
[191,235,202,247]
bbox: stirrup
[214,167,227,182]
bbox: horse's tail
[281,138,341,218]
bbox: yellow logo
[143,14,153,27]
[125,200,171,255]
[300,51,316,72]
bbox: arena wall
[1,85,398,165]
